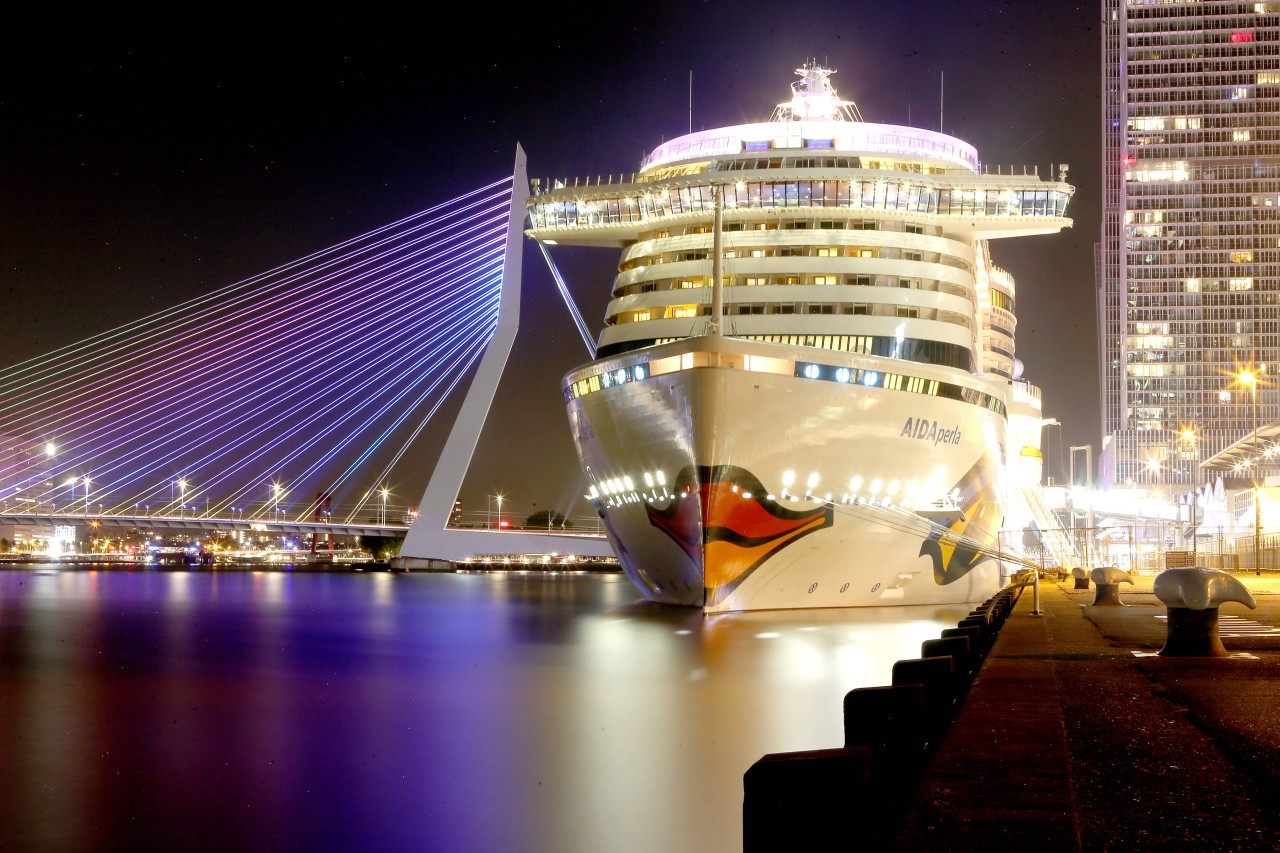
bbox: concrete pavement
[893,572,1280,851]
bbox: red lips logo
[646,465,833,605]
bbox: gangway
[1014,485,1081,568]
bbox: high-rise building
[1099,0,1280,490]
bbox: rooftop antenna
[689,70,693,134]
[940,71,944,133]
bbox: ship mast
[709,185,723,337]
[769,62,863,123]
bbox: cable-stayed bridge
[0,147,613,561]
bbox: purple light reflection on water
[0,567,974,852]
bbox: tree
[359,535,403,560]
[525,510,570,530]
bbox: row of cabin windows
[609,302,973,324]
[621,245,965,270]
[647,220,935,238]
[701,155,962,176]
[595,334,976,372]
[614,274,971,299]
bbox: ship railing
[980,164,1041,176]
[532,174,642,195]
[533,163,1068,196]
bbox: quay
[749,572,1280,850]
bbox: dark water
[0,566,975,852]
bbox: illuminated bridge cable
[0,186,504,435]
[231,302,498,520]
[0,239,494,468]
[0,177,512,394]
[5,181,506,412]
[0,187,512,431]
[276,294,499,498]
[70,252,499,512]
[18,212,509,467]
[85,283,495,515]
[0,174,516,519]
[12,226,502,497]
[535,239,596,356]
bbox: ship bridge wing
[526,169,1072,246]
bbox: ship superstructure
[527,64,1072,611]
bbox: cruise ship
[525,64,1073,612]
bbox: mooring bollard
[1153,566,1257,657]
[1089,566,1134,606]
[1071,566,1090,590]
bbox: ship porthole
[808,583,818,593]
[839,583,849,593]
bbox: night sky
[0,4,1099,521]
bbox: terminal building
[1098,1,1280,493]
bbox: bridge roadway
[0,510,410,539]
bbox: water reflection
[0,566,975,853]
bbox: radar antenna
[770,61,863,122]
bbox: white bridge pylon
[399,145,614,563]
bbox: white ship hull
[566,337,1013,612]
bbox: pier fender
[1153,567,1257,657]
[1089,567,1133,606]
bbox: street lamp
[379,486,389,526]
[1069,444,1094,567]
[83,475,91,518]
[1147,458,1164,568]
[1180,428,1199,562]
[178,479,187,519]
[1238,370,1261,571]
